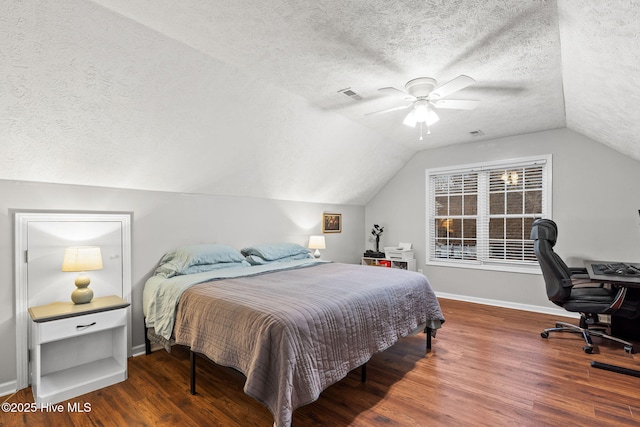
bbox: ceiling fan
[366,75,480,140]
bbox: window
[426,155,551,272]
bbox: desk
[585,260,640,338]
[584,261,640,287]
[584,260,640,377]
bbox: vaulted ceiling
[1,1,639,205]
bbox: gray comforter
[172,262,443,427]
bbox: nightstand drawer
[36,308,126,344]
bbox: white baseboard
[0,380,18,399]
[131,342,163,357]
[131,344,147,357]
[435,292,580,319]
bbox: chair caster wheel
[583,346,594,354]
[624,345,634,354]
[541,331,549,338]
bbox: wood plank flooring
[4,298,640,426]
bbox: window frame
[425,155,552,274]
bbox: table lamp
[61,246,103,304]
[308,236,326,259]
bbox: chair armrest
[572,280,602,288]
[569,267,593,285]
[571,273,590,281]
[570,270,601,287]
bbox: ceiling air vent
[337,87,363,101]
[469,130,484,137]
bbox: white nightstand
[28,295,130,406]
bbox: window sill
[425,260,542,275]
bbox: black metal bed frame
[144,320,432,395]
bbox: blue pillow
[241,242,310,261]
[155,244,247,277]
[180,260,249,275]
[245,252,312,265]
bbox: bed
[143,243,444,427]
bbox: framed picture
[322,213,342,233]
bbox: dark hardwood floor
[4,298,640,426]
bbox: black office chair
[531,219,640,354]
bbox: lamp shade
[308,236,326,250]
[308,236,326,260]
[61,246,104,272]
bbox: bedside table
[28,295,130,406]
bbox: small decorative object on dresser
[384,242,415,261]
[29,295,129,406]
[364,224,386,258]
[371,224,384,252]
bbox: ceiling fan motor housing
[405,77,437,98]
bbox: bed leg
[361,363,367,382]
[190,349,197,395]
[144,317,151,355]
[425,327,432,353]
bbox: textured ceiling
[90,0,568,148]
[558,1,640,159]
[1,0,639,205]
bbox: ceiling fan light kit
[367,74,480,140]
[403,100,440,127]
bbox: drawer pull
[76,322,97,330]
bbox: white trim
[435,292,579,318]
[13,211,132,391]
[131,344,147,357]
[13,216,29,392]
[426,260,542,275]
[0,380,18,399]
[425,154,551,175]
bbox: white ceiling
[1,1,639,204]
[91,0,568,147]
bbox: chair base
[541,321,635,354]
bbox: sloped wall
[0,0,402,206]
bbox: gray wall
[3,127,640,390]
[365,128,640,310]
[0,180,364,387]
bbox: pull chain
[419,123,432,140]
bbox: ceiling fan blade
[365,103,412,116]
[430,75,476,99]
[431,99,480,110]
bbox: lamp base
[71,287,93,304]
[313,249,321,259]
[72,275,94,304]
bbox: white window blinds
[427,156,551,270]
